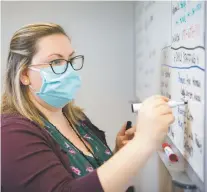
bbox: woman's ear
[20,68,30,85]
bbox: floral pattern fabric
[44,120,113,178]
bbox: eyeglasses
[30,55,84,74]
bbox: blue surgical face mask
[29,65,81,108]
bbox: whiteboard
[135,1,171,101]
[135,0,206,184]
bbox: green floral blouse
[44,119,113,178]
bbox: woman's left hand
[114,122,136,153]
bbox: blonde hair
[1,23,85,127]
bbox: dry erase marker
[131,100,188,113]
[126,121,132,130]
[162,143,178,162]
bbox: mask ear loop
[28,67,40,72]
[28,85,37,92]
[28,67,40,92]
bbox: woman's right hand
[134,95,175,149]
[97,95,175,192]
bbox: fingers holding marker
[145,95,169,103]
[125,126,136,136]
[153,97,170,108]
[156,103,173,115]
[164,113,175,125]
[118,122,128,136]
[142,95,169,110]
[122,140,129,145]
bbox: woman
[1,23,174,192]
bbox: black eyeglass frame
[49,55,84,74]
[30,55,84,75]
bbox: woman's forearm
[97,134,155,192]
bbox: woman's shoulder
[2,113,38,129]
[1,113,50,141]
[2,113,32,125]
